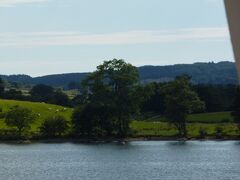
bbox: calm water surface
[0,141,240,180]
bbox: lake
[0,141,240,180]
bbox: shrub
[40,115,69,137]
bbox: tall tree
[75,59,139,138]
[163,76,205,137]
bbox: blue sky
[0,0,234,76]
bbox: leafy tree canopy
[5,106,36,137]
[74,59,140,138]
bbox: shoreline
[0,136,240,144]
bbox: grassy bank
[0,99,238,139]
[131,112,237,138]
[0,99,73,133]
[130,121,238,138]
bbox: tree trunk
[18,127,22,139]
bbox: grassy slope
[0,99,73,132]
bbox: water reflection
[167,140,189,146]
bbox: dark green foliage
[30,84,70,107]
[40,115,69,137]
[52,90,71,107]
[0,78,5,96]
[142,83,236,115]
[194,85,236,112]
[30,84,54,102]
[73,59,140,138]
[85,59,139,137]
[71,94,86,106]
[163,76,205,137]
[141,82,166,114]
[3,89,25,100]
[141,83,236,116]
[5,106,35,137]
[72,104,113,137]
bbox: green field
[63,89,80,99]
[131,112,238,138]
[130,121,238,137]
[0,99,73,133]
[187,112,233,123]
[0,99,238,138]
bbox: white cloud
[0,0,49,7]
[0,27,229,48]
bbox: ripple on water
[0,141,239,180]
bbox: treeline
[0,75,237,113]
[0,80,71,107]
[141,84,236,114]
[1,59,240,139]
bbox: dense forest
[0,61,237,89]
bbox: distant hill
[138,61,237,84]
[1,73,89,88]
[1,61,238,88]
